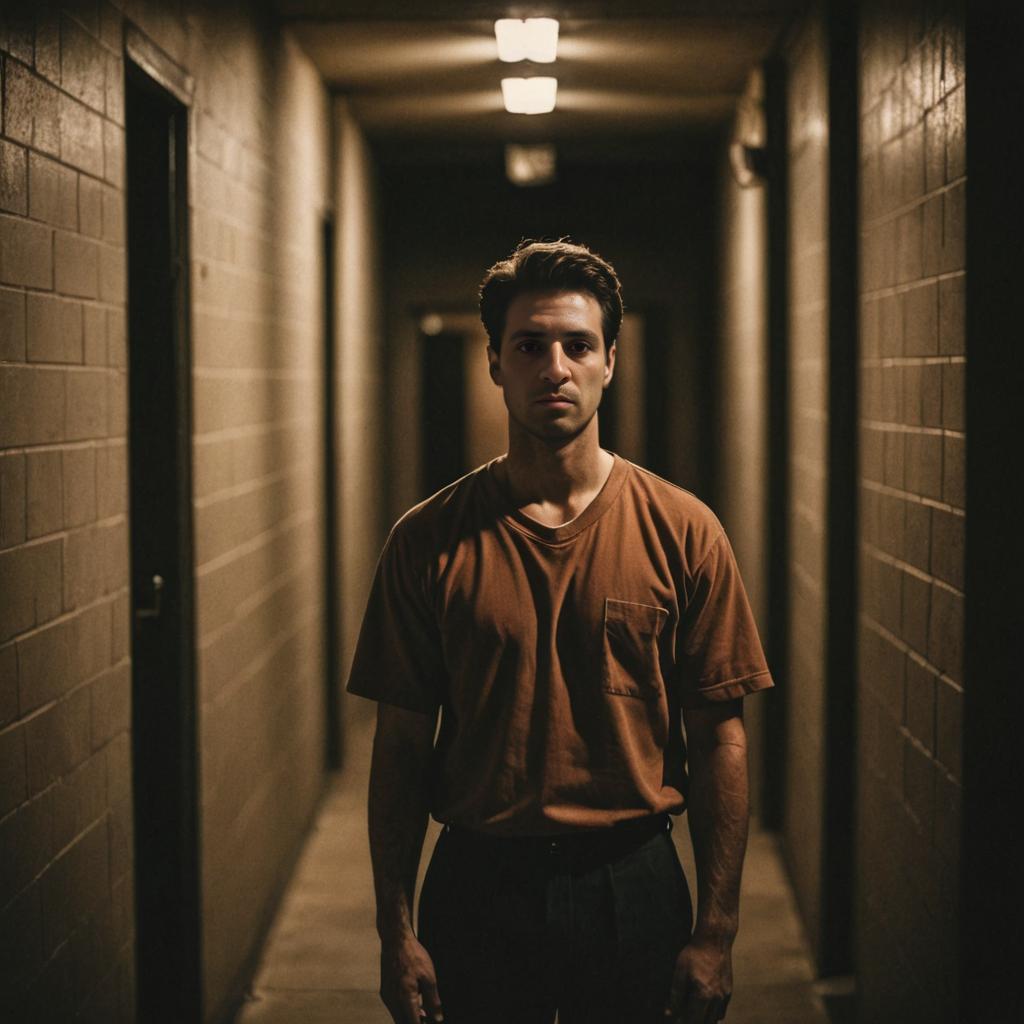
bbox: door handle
[136,574,165,619]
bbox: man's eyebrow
[508,327,601,340]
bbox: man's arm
[368,701,444,1024]
[667,699,750,1023]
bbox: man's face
[487,289,615,445]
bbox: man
[347,239,773,1024]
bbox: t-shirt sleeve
[345,524,446,715]
[677,530,774,708]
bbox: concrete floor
[235,714,829,1024]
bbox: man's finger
[402,990,423,1024]
[420,976,443,1022]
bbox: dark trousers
[417,816,693,1024]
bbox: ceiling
[278,2,797,162]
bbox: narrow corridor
[235,712,828,1024]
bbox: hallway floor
[235,714,829,1024]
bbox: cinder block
[0,720,27,817]
[34,8,62,85]
[15,932,75,1021]
[901,570,930,656]
[58,93,104,178]
[26,448,63,538]
[40,817,109,956]
[78,175,103,239]
[0,790,52,913]
[99,1,123,52]
[0,452,27,549]
[105,732,130,804]
[933,767,961,863]
[922,102,944,194]
[928,583,963,682]
[0,640,17,735]
[90,662,130,748]
[16,614,74,714]
[83,303,106,365]
[0,286,27,361]
[942,433,964,509]
[904,499,930,573]
[51,749,106,852]
[106,369,126,437]
[103,121,124,188]
[880,363,903,424]
[904,655,936,751]
[72,600,113,685]
[900,123,925,205]
[903,736,936,830]
[0,214,53,289]
[107,793,133,887]
[861,425,883,484]
[877,557,903,636]
[65,367,107,440]
[921,194,944,278]
[101,518,128,595]
[945,84,964,182]
[932,673,962,772]
[1,139,28,215]
[938,273,964,356]
[904,430,942,501]
[930,506,964,591]
[941,182,965,274]
[105,54,125,125]
[901,363,922,427]
[25,684,92,796]
[878,491,905,560]
[941,361,964,431]
[2,10,35,64]
[878,291,902,358]
[896,206,923,285]
[63,446,97,528]
[109,590,129,664]
[106,308,126,367]
[3,60,61,156]
[920,363,942,427]
[903,281,938,356]
[54,231,100,299]
[95,441,126,518]
[60,14,107,113]
[98,242,125,303]
[28,153,78,230]
[27,292,83,363]
[63,524,105,610]
[101,184,123,245]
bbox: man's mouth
[536,394,574,405]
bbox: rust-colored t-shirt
[347,453,773,835]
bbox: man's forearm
[685,714,750,944]
[368,707,435,943]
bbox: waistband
[441,813,673,869]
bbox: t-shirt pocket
[602,598,668,699]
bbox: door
[125,47,201,1023]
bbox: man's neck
[500,419,614,527]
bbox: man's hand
[380,932,443,1024]
[665,936,733,1022]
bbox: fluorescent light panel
[494,18,559,63]
[501,77,557,114]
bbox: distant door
[125,49,201,1023]
[421,330,466,496]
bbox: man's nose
[540,344,570,384]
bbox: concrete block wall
[781,5,829,962]
[2,2,134,1018]
[714,83,770,820]
[856,2,964,1019]
[2,2,334,1020]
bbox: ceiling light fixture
[494,18,559,63]
[501,77,557,114]
[505,144,557,187]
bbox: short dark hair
[478,238,624,353]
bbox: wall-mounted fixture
[729,69,768,187]
[505,144,557,186]
[501,77,557,114]
[494,18,559,63]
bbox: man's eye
[517,341,538,353]
[569,342,591,354]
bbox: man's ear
[603,342,616,389]
[487,345,502,386]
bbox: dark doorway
[322,214,342,770]
[421,330,466,497]
[125,53,201,1023]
